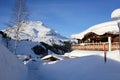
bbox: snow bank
[0,44,27,80]
[39,55,120,80]
[34,50,120,80]
[64,50,103,58]
[65,50,120,62]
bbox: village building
[41,54,64,61]
[71,9,120,51]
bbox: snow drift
[0,41,27,80]
[33,50,120,80]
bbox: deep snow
[27,50,120,80]
[1,32,120,80]
[0,41,27,80]
[8,40,40,56]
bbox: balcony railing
[71,42,119,51]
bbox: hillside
[1,21,71,56]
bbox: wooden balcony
[71,42,119,51]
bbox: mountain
[71,21,118,39]
[1,21,71,56]
[3,21,68,45]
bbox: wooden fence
[71,42,119,51]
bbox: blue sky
[0,0,120,37]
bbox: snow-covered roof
[41,54,64,60]
[71,21,118,39]
[111,8,120,20]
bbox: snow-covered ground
[0,42,27,80]
[1,32,120,80]
[1,28,120,80]
[1,33,120,80]
[8,40,40,56]
[65,50,120,62]
[27,50,120,80]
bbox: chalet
[72,32,119,51]
[77,32,119,44]
[71,21,119,51]
[41,54,64,61]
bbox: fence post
[104,43,107,63]
[108,37,111,51]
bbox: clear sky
[0,0,120,37]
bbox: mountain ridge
[3,21,68,45]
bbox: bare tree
[7,0,29,55]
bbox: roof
[71,21,118,39]
[111,8,120,20]
[41,54,64,60]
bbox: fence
[71,42,119,51]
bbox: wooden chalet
[77,32,119,44]
[72,32,119,51]
[41,54,63,61]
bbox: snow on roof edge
[71,21,118,39]
[41,54,64,60]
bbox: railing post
[108,37,111,51]
[104,43,107,63]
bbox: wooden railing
[71,42,119,51]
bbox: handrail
[72,42,119,51]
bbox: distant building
[41,54,64,61]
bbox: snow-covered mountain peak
[3,21,67,45]
[19,21,51,37]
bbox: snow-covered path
[27,50,120,80]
